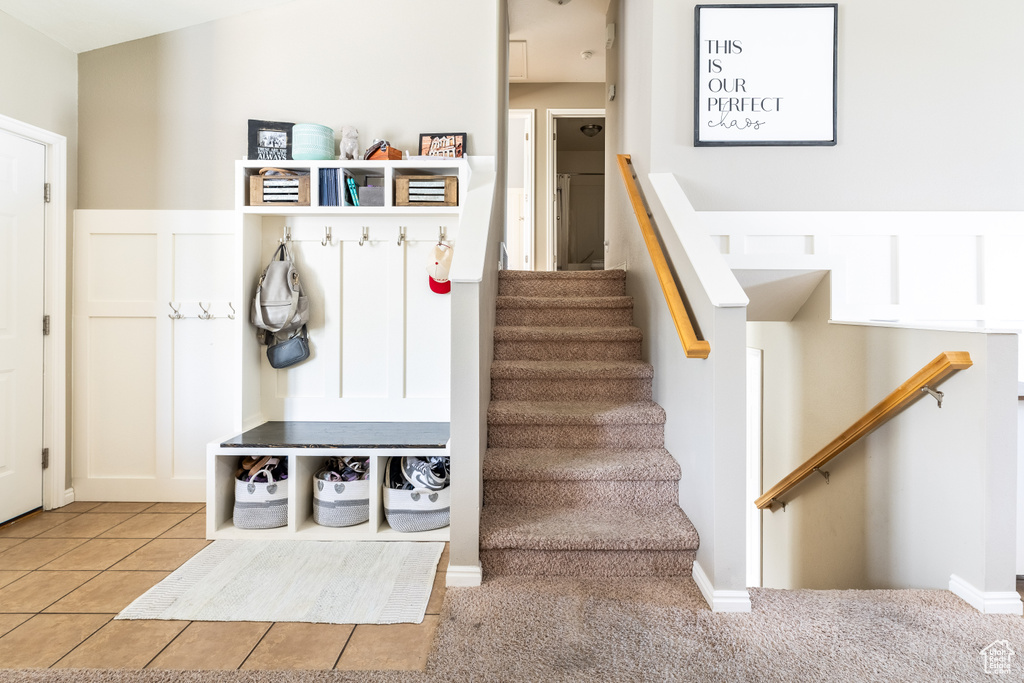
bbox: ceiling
[0,0,298,53]
[509,0,609,82]
[0,0,609,82]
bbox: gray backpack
[250,243,310,342]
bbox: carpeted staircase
[480,269,699,578]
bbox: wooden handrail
[755,351,973,509]
[615,154,710,359]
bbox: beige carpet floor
[5,577,1022,682]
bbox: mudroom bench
[206,421,450,541]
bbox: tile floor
[0,503,446,671]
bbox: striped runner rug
[116,540,444,624]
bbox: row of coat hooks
[168,302,236,320]
[280,225,447,247]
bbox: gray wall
[749,278,1018,592]
[615,0,1024,212]
[78,0,502,210]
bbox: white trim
[692,560,752,613]
[949,574,1024,615]
[508,109,535,270]
[445,563,483,587]
[0,114,68,511]
[545,108,604,271]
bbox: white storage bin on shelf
[233,470,288,529]
[314,477,370,527]
[383,486,451,533]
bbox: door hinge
[43,315,50,336]
[44,183,51,203]
[42,448,49,470]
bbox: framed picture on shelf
[418,133,467,158]
[248,119,295,161]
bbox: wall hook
[920,386,944,408]
[280,225,292,244]
[227,302,236,320]
[397,226,406,246]
[167,302,183,320]
[322,225,332,246]
[359,226,369,246]
[198,302,214,320]
[438,225,447,244]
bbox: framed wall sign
[694,4,837,146]
[247,119,294,161]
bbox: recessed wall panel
[405,240,450,398]
[89,234,158,302]
[341,242,389,398]
[173,234,235,303]
[830,235,894,306]
[87,317,157,478]
[0,217,12,336]
[173,319,235,479]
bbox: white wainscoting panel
[74,211,237,501]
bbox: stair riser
[483,480,678,509]
[493,340,642,361]
[488,424,665,449]
[495,307,632,327]
[498,279,625,298]
[481,549,695,578]
[491,378,652,402]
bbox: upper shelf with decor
[235,159,468,216]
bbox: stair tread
[484,447,680,481]
[496,296,633,309]
[488,400,666,425]
[491,360,653,380]
[499,270,625,281]
[480,505,699,551]
[493,326,643,341]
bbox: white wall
[749,277,1018,599]
[78,0,501,210]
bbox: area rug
[116,540,443,625]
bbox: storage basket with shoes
[313,456,370,527]
[233,456,288,529]
[383,455,450,533]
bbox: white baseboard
[446,563,483,587]
[63,487,75,506]
[692,560,751,613]
[950,574,1024,615]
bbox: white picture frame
[694,4,838,146]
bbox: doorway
[506,109,535,270]
[0,114,68,516]
[547,109,605,271]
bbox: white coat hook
[227,302,236,320]
[322,225,332,246]
[921,386,944,408]
[359,226,369,246]
[198,302,214,320]
[167,302,184,320]
[397,226,406,246]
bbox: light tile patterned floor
[0,504,446,671]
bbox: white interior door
[0,130,45,522]
[507,110,534,270]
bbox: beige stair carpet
[482,270,699,579]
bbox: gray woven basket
[233,475,288,530]
[383,486,450,533]
[313,478,369,527]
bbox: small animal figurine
[339,126,359,160]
